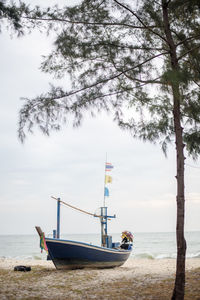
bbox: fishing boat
[35,162,133,270]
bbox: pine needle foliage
[0,0,29,35]
[18,0,200,160]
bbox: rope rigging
[51,196,101,218]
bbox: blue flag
[104,187,109,197]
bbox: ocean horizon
[0,231,199,261]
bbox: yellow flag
[105,175,112,184]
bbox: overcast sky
[0,0,199,236]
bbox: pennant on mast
[105,162,114,171]
[103,160,114,205]
[104,187,109,197]
[105,175,112,184]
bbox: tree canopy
[0,0,28,35]
[18,0,200,160]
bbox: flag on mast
[40,233,48,253]
[105,175,112,184]
[104,187,109,197]
[105,162,114,171]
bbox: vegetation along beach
[0,257,200,299]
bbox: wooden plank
[35,226,43,237]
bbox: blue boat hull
[46,238,131,270]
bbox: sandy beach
[0,257,200,299]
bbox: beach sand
[0,257,200,299]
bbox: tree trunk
[171,83,187,300]
[162,1,187,299]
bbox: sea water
[0,232,199,260]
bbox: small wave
[133,253,155,260]
[155,253,177,259]
[187,252,200,259]
[132,251,178,259]
[132,252,200,260]
[33,255,43,260]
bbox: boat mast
[101,157,115,247]
[57,198,61,238]
[100,207,107,247]
[103,153,107,207]
[101,155,107,246]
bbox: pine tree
[0,0,28,35]
[18,1,200,299]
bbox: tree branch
[122,73,163,85]
[176,34,200,48]
[177,44,200,61]
[70,90,131,110]
[112,0,167,43]
[41,51,169,102]
[193,80,200,88]
[23,15,158,30]
[94,41,167,52]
